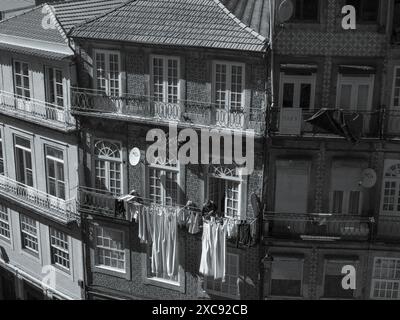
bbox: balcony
[0,90,76,131]
[270,107,383,139]
[71,87,265,135]
[0,175,78,224]
[263,213,374,241]
[383,110,400,138]
[78,187,118,219]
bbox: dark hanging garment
[236,223,252,248]
[114,199,126,219]
[305,108,358,143]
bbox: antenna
[277,0,294,24]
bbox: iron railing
[269,108,383,138]
[0,174,78,224]
[263,213,373,241]
[375,215,400,241]
[0,90,75,129]
[71,87,265,134]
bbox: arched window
[94,140,122,195]
[382,163,400,214]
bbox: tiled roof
[53,0,127,33]
[0,6,66,44]
[69,0,268,52]
[0,0,35,13]
[220,0,271,39]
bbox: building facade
[262,0,400,300]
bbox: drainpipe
[259,0,276,301]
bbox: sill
[95,265,126,274]
[0,235,11,245]
[21,248,40,260]
[144,276,184,292]
[52,263,71,275]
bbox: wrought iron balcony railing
[263,213,373,241]
[269,107,383,139]
[0,174,78,224]
[78,186,117,218]
[0,90,76,130]
[71,87,265,134]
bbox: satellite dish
[361,168,377,188]
[129,147,141,166]
[278,0,294,23]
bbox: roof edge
[212,0,267,44]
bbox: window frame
[94,225,126,274]
[371,257,400,300]
[212,60,246,112]
[45,145,66,200]
[49,227,70,272]
[93,49,122,96]
[13,134,34,187]
[0,203,11,242]
[279,72,316,111]
[92,138,123,195]
[13,60,31,99]
[147,162,181,207]
[45,66,64,108]
[150,54,181,105]
[336,74,375,111]
[391,66,400,109]
[204,252,240,299]
[380,161,400,215]
[290,0,320,22]
[269,257,304,298]
[0,127,4,175]
[19,214,39,256]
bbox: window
[94,140,122,195]
[14,135,33,187]
[151,56,180,104]
[205,253,239,298]
[371,258,400,299]
[0,130,4,175]
[214,62,245,112]
[45,146,65,199]
[20,214,39,254]
[95,226,125,272]
[324,260,356,298]
[50,228,70,271]
[391,67,400,108]
[347,0,379,22]
[381,162,400,214]
[208,177,240,219]
[94,50,120,96]
[0,204,10,240]
[45,67,64,107]
[291,0,319,21]
[330,162,363,215]
[149,166,178,206]
[336,74,374,111]
[279,74,316,110]
[13,61,30,98]
[270,258,303,297]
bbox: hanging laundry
[151,206,164,275]
[213,220,227,281]
[236,222,252,248]
[226,219,238,240]
[187,211,201,234]
[114,199,126,218]
[199,220,214,277]
[137,206,152,244]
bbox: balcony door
[13,61,32,113]
[336,74,374,111]
[14,135,33,187]
[45,146,65,200]
[213,61,245,128]
[330,161,363,215]
[150,55,181,121]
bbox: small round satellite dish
[361,168,377,188]
[278,0,294,23]
[129,147,141,166]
